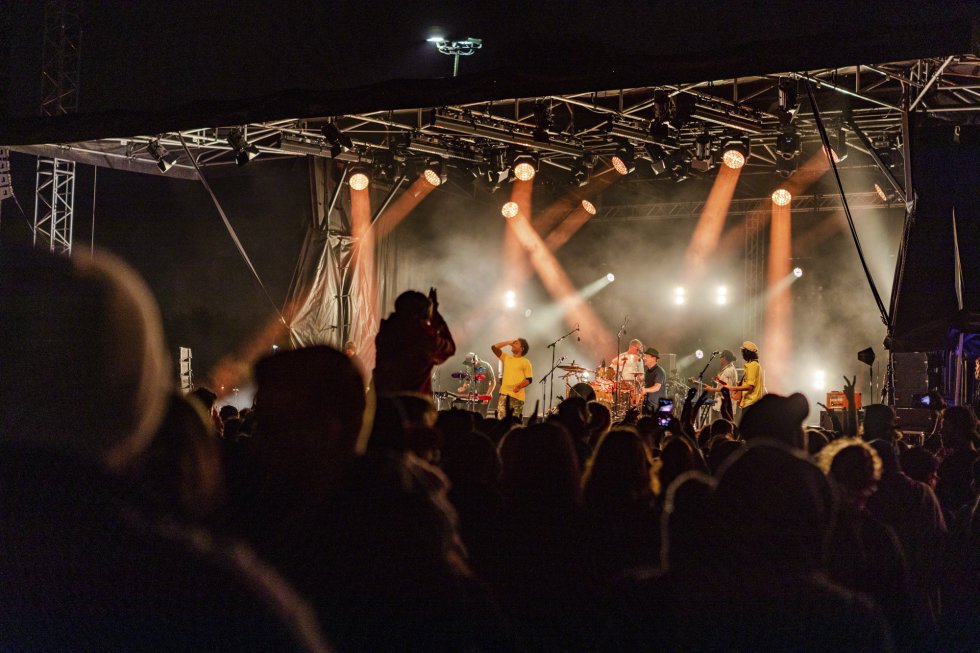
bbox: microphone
[712,350,721,355]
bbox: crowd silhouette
[2,245,978,651]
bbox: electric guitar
[690,374,742,403]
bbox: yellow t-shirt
[499,352,533,401]
[739,359,765,408]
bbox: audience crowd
[2,246,978,651]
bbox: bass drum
[567,382,613,409]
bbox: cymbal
[558,364,591,373]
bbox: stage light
[716,285,728,305]
[513,154,537,181]
[423,157,447,186]
[691,132,714,172]
[776,128,801,160]
[669,150,691,182]
[146,140,177,173]
[501,201,519,218]
[581,199,597,215]
[349,170,370,190]
[532,101,553,143]
[793,266,803,278]
[504,290,517,309]
[227,128,259,166]
[569,153,596,187]
[606,273,615,282]
[813,369,826,390]
[611,143,635,175]
[721,137,749,169]
[524,308,533,318]
[674,286,686,305]
[643,143,668,176]
[695,349,704,360]
[321,122,353,158]
[771,188,792,206]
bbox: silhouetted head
[942,405,979,450]
[816,437,882,510]
[501,422,581,513]
[394,290,432,319]
[740,393,809,449]
[0,246,171,470]
[659,436,696,492]
[254,346,367,488]
[661,471,717,571]
[715,440,835,573]
[582,428,655,511]
[862,404,899,441]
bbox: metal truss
[15,55,980,207]
[593,192,892,222]
[34,0,82,255]
[33,157,75,255]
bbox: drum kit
[558,363,644,414]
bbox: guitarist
[726,341,766,412]
[701,349,739,423]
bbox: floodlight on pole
[428,35,482,77]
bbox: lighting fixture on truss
[423,156,448,186]
[322,122,353,158]
[721,136,749,170]
[349,167,370,190]
[532,101,554,143]
[227,128,259,166]
[512,153,538,181]
[643,143,668,176]
[146,140,177,173]
[569,153,597,187]
[610,142,636,175]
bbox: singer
[491,338,533,420]
[702,349,739,422]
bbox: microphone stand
[539,355,567,415]
[614,315,628,416]
[693,351,718,429]
[546,326,579,414]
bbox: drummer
[456,352,496,397]
[610,338,645,382]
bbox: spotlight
[716,285,728,305]
[532,101,553,143]
[227,128,259,166]
[813,369,826,390]
[721,137,749,170]
[776,154,799,178]
[606,273,615,282]
[146,140,177,173]
[349,169,370,190]
[772,188,792,206]
[793,266,803,278]
[610,142,635,175]
[777,77,798,123]
[775,128,801,160]
[581,199,597,215]
[501,201,519,218]
[569,153,596,187]
[695,349,705,360]
[504,290,517,309]
[874,182,898,203]
[643,143,668,176]
[423,157,448,186]
[674,286,686,305]
[513,153,538,181]
[321,122,353,158]
[691,132,713,172]
[669,150,691,182]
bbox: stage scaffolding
[33,0,82,256]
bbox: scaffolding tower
[33,0,81,255]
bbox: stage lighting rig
[512,153,538,181]
[772,188,792,206]
[777,77,799,124]
[146,139,177,173]
[721,137,749,170]
[423,156,448,186]
[431,109,585,158]
[691,132,714,172]
[775,126,801,178]
[227,128,259,166]
[532,101,554,143]
[643,143,668,176]
[348,167,370,190]
[322,122,353,158]
[569,153,597,187]
[669,150,691,182]
[610,142,635,175]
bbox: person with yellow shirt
[727,341,766,410]
[491,338,533,420]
